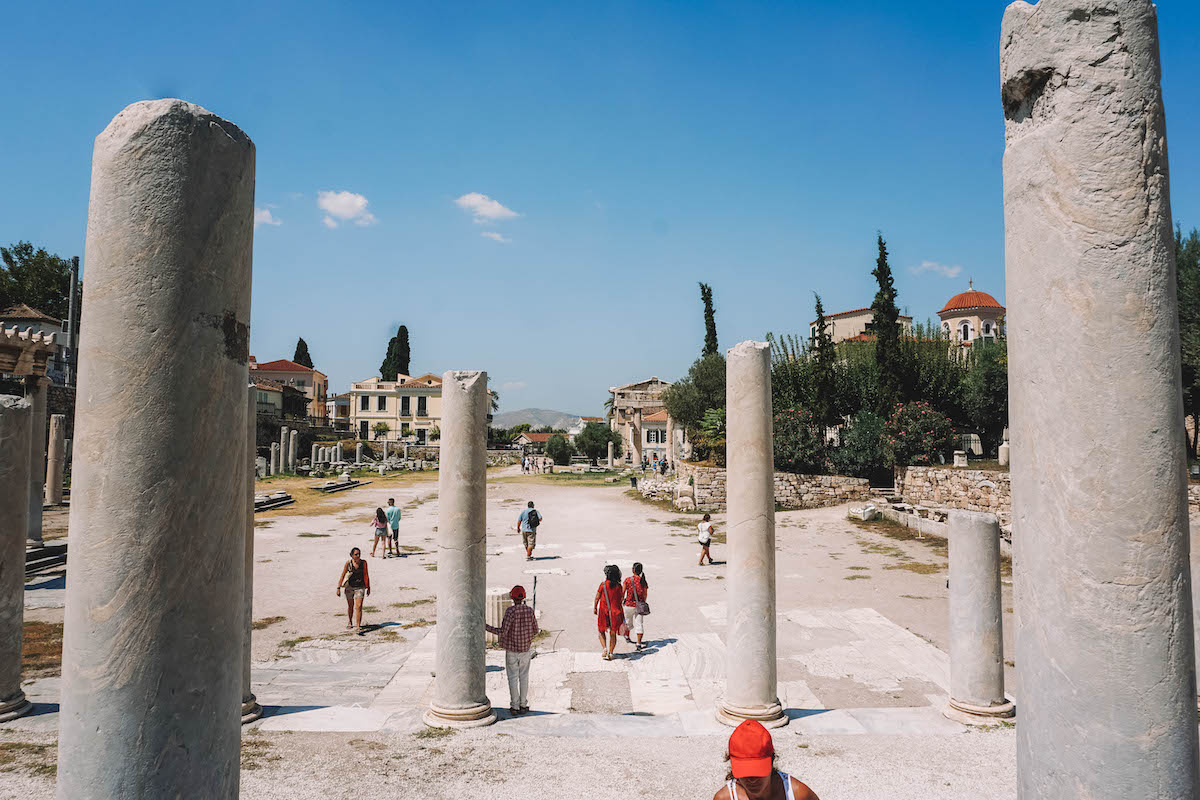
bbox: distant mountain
[492,408,591,431]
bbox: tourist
[698,513,715,566]
[369,507,389,557]
[659,458,668,476]
[384,497,402,557]
[484,584,539,716]
[517,500,542,561]
[622,562,649,651]
[713,719,819,800]
[336,547,371,632]
[593,564,626,660]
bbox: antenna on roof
[969,277,974,290]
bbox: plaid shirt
[486,602,539,652]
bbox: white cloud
[909,260,963,279]
[501,380,527,392]
[254,207,282,228]
[481,231,511,244]
[317,190,378,228]
[455,192,519,224]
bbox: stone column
[336,442,343,462]
[383,440,389,462]
[242,385,262,723]
[279,426,288,472]
[716,341,785,728]
[24,376,48,545]
[56,99,253,799]
[1001,2,1199,795]
[0,397,33,722]
[997,428,1010,468]
[625,421,634,464]
[44,414,66,506]
[310,443,318,466]
[270,442,279,476]
[945,511,1013,724]
[288,430,297,472]
[607,440,614,469]
[666,415,676,464]
[425,370,495,728]
[356,442,363,463]
[633,409,643,465]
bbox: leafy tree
[488,427,514,445]
[829,410,886,478]
[574,422,622,465]
[870,234,905,412]
[883,402,956,468]
[545,433,574,466]
[663,353,726,433]
[511,424,532,435]
[372,422,390,439]
[535,425,565,434]
[961,338,1008,454]
[0,241,72,320]
[773,408,829,474]
[293,337,314,368]
[430,426,441,441]
[1176,226,1200,456]
[810,294,840,428]
[380,324,411,381]
[693,407,727,467]
[767,332,813,415]
[700,282,718,356]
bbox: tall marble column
[945,511,1013,724]
[24,376,48,545]
[310,443,318,466]
[425,370,495,728]
[0,397,33,722]
[288,429,297,472]
[279,426,288,472]
[716,341,785,728]
[356,442,363,463]
[665,415,676,464]
[633,409,643,465]
[270,442,279,476]
[56,99,253,799]
[607,440,614,469]
[242,385,262,723]
[44,414,66,506]
[383,440,389,462]
[1002,1,1198,795]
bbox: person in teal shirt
[384,498,402,558]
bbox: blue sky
[4,1,1199,415]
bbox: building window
[982,320,993,337]
[401,396,411,416]
[360,395,369,411]
[960,322,970,341]
[942,322,950,336]
[417,396,428,417]
[377,395,386,411]
[359,421,369,439]
[417,428,427,444]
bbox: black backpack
[528,509,540,529]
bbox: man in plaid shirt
[485,585,539,715]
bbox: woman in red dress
[593,564,625,660]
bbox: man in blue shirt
[384,498,402,558]
[516,501,542,561]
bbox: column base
[943,698,1015,726]
[241,694,263,725]
[423,701,496,729]
[715,698,788,729]
[0,691,33,723]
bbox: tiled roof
[643,410,669,423]
[254,378,284,392]
[255,359,313,373]
[519,432,561,443]
[939,290,1004,314]
[396,374,442,389]
[809,308,914,326]
[0,304,60,324]
[580,416,603,422]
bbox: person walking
[698,513,716,566]
[384,497,402,557]
[517,501,542,561]
[336,547,371,632]
[484,585,539,716]
[369,507,389,557]
[622,562,649,651]
[712,719,820,800]
[593,564,626,660]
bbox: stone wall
[895,465,1012,525]
[1190,483,1200,514]
[669,461,871,512]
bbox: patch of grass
[665,518,698,529]
[531,629,550,646]
[0,741,56,777]
[253,470,437,518]
[392,598,434,609]
[844,575,871,581]
[252,616,286,630]
[414,726,456,740]
[403,619,434,628]
[278,635,314,650]
[851,517,952,561]
[298,532,330,538]
[846,566,870,571]
[23,621,62,679]
[257,559,273,563]
[377,630,406,641]
[901,595,931,600]
[254,519,274,529]
[884,562,946,575]
[400,545,429,553]
[396,586,417,591]
[424,564,437,571]
[362,606,380,613]
[241,734,280,770]
[1005,660,1015,668]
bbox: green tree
[574,422,622,465]
[810,294,840,428]
[694,407,727,466]
[511,423,532,436]
[0,241,72,320]
[767,332,813,415]
[293,337,314,368]
[883,402,956,468]
[961,338,1008,454]
[870,234,904,413]
[380,324,411,381]
[1176,226,1200,456]
[700,282,718,356]
[663,353,726,434]
[372,422,391,439]
[773,408,829,474]
[830,410,886,478]
[545,433,574,466]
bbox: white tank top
[726,772,795,800]
[698,521,712,543]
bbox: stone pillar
[1001,2,1199,795]
[425,370,495,729]
[310,443,318,466]
[607,440,614,469]
[0,397,33,722]
[997,428,1010,468]
[279,426,288,472]
[633,409,643,465]
[336,442,343,462]
[625,421,634,464]
[356,442,363,463]
[383,440,389,462]
[56,99,253,799]
[45,414,66,506]
[241,386,261,723]
[945,511,1013,724]
[24,376,48,545]
[270,442,279,476]
[716,341,785,728]
[288,430,297,472]
[953,450,967,468]
[666,415,676,465]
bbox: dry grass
[391,598,434,609]
[0,741,56,777]
[252,616,286,630]
[844,575,871,581]
[885,562,945,575]
[253,472,437,519]
[23,622,62,679]
[278,635,314,650]
[413,726,456,740]
[298,532,330,538]
[241,733,280,771]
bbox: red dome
[939,290,1004,314]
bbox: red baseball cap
[728,719,774,778]
[510,585,526,600]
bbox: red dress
[596,581,624,633]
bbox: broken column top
[727,340,769,359]
[97,99,251,154]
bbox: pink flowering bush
[883,401,956,467]
[773,408,831,474]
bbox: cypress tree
[700,283,718,356]
[810,294,839,428]
[292,337,314,368]
[380,324,412,381]
[871,233,904,413]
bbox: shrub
[773,408,829,474]
[691,407,727,467]
[883,401,956,467]
[545,434,574,466]
[830,410,886,478]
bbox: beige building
[608,377,672,464]
[937,286,1005,346]
[251,358,329,421]
[349,373,443,444]
[809,307,914,344]
[0,304,68,383]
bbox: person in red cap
[484,585,539,716]
[713,719,819,800]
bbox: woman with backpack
[593,564,626,660]
[623,562,649,651]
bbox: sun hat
[728,719,774,778]
[510,585,526,600]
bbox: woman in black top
[336,547,371,632]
